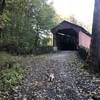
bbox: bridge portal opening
[55,29,78,50]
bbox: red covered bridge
[51,20,91,51]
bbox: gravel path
[10,51,100,100]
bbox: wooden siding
[79,31,91,49]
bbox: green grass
[0,52,16,69]
[0,52,24,92]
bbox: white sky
[48,0,95,31]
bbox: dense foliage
[0,52,24,92]
[0,64,24,91]
[0,0,57,95]
[0,0,56,54]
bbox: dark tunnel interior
[56,29,78,50]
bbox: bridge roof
[51,20,91,37]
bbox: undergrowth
[0,52,24,92]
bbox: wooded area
[0,0,59,97]
[0,0,100,99]
[0,0,58,54]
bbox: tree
[30,0,56,47]
[87,0,100,73]
[0,0,57,53]
[68,15,78,24]
[0,0,5,14]
[0,0,5,34]
[67,15,88,30]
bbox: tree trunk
[88,0,100,73]
[0,0,5,31]
[0,0,5,14]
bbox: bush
[0,52,16,70]
[0,44,53,55]
[32,46,53,55]
[0,63,24,91]
[0,52,24,92]
[78,46,89,60]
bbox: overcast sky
[48,0,95,30]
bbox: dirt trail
[10,51,100,100]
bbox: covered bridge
[51,20,91,50]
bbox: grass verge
[0,52,24,97]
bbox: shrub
[78,46,89,60]
[0,63,24,91]
[0,52,24,92]
[0,52,16,70]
